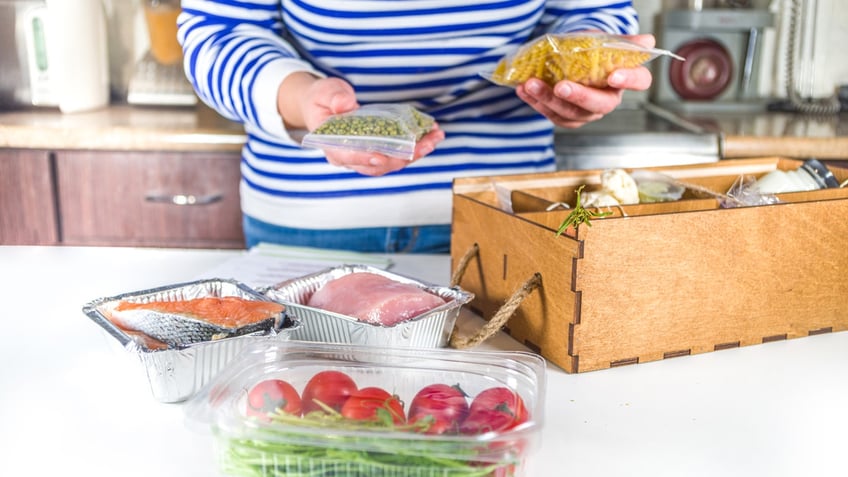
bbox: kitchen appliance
[769,0,843,114]
[127,0,196,106]
[0,0,45,109]
[651,6,775,112]
[0,0,109,112]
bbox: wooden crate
[450,157,848,373]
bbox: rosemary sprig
[555,185,612,236]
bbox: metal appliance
[651,6,775,112]
[554,101,721,171]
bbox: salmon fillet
[108,296,286,347]
[114,297,284,328]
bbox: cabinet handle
[145,193,224,206]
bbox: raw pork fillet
[306,272,446,326]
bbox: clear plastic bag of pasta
[487,32,683,88]
[301,103,435,160]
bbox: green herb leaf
[229,402,522,476]
[555,185,612,236]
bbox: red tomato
[301,370,358,415]
[459,408,518,435]
[407,383,469,435]
[246,379,302,420]
[340,386,406,425]
[469,386,528,421]
[461,386,528,435]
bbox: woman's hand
[515,34,656,129]
[310,125,444,176]
[278,74,445,176]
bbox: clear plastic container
[184,341,546,477]
[629,169,686,203]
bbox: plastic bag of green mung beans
[301,103,435,160]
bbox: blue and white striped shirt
[179,0,639,229]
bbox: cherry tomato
[461,386,528,435]
[459,408,518,435]
[301,370,358,415]
[469,386,528,422]
[407,383,469,435]
[340,386,406,425]
[246,379,302,420]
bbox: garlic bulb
[582,190,621,208]
[600,169,639,205]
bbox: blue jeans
[243,215,451,254]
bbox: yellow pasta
[490,33,654,88]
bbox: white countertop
[1,245,846,477]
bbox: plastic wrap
[301,103,435,160]
[487,32,683,88]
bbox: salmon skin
[107,296,285,348]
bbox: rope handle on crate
[448,243,543,349]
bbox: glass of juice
[144,0,182,65]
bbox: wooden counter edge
[0,124,246,153]
[723,135,848,160]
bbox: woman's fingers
[302,78,358,131]
[607,65,653,91]
[413,125,445,159]
[626,33,656,49]
[315,110,443,175]
[517,52,656,129]
[553,81,624,116]
[517,79,606,128]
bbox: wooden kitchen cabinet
[55,150,245,249]
[0,149,60,245]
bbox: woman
[178,1,653,253]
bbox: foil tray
[261,265,473,349]
[82,278,301,403]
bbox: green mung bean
[313,105,433,140]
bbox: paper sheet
[196,242,393,288]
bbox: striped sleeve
[178,0,323,138]
[177,0,639,141]
[544,1,640,35]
